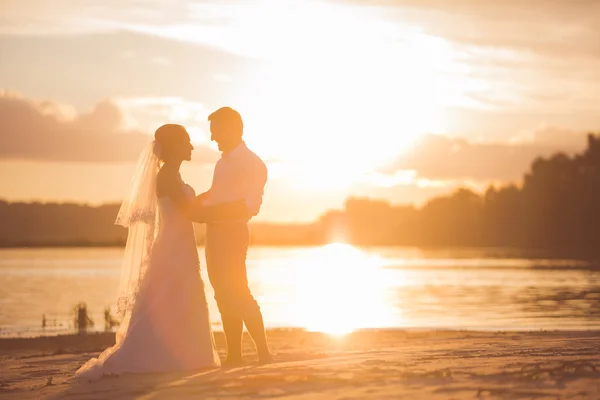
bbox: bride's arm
[157,170,247,222]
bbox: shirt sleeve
[244,157,268,218]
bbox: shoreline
[1,244,599,263]
[3,328,600,353]
[1,329,599,399]
[3,324,600,341]
[0,326,600,338]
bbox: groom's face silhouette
[210,122,242,153]
[208,107,243,153]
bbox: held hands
[195,191,210,204]
[194,191,245,210]
[194,191,210,208]
[187,196,247,223]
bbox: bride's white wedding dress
[76,184,220,379]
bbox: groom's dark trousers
[205,221,268,359]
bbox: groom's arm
[165,190,247,223]
[156,169,226,221]
[243,157,268,218]
[186,157,267,223]
[187,200,248,223]
[191,157,267,222]
[195,190,210,204]
[183,187,249,223]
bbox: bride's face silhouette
[155,124,194,163]
[172,132,194,162]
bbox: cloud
[1,2,599,151]
[0,30,260,111]
[342,0,600,46]
[0,92,220,163]
[337,0,600,113]
[381,129,589,181]
[114,96,213,142]
[0,0,212,35]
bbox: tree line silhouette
[2,134,599,257]
[318,133,600,257]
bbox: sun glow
[231,3,457,190]
[285,243,398,336]
[128,1,465,191]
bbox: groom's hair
[208,107,243,137]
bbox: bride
[77,124,241,378]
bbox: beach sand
[1,329,599,399]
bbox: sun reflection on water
[285,243,399,335]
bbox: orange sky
[1,0,599,221]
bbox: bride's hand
[194,192,209,206]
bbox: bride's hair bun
[153,124,188,161]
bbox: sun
[232,3,454,190]
[285,243,397,336]
[127,1,468,193]
[146,2,460,191]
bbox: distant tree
[3,133,600,256]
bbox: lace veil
[115,141,161,323]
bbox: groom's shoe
[257,351,274,365]
[222,357,245,368]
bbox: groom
[192,107,272,366]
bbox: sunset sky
[1,0,599,222]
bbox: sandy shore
[0,329,599,399]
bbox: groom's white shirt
[202,141,267,220]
